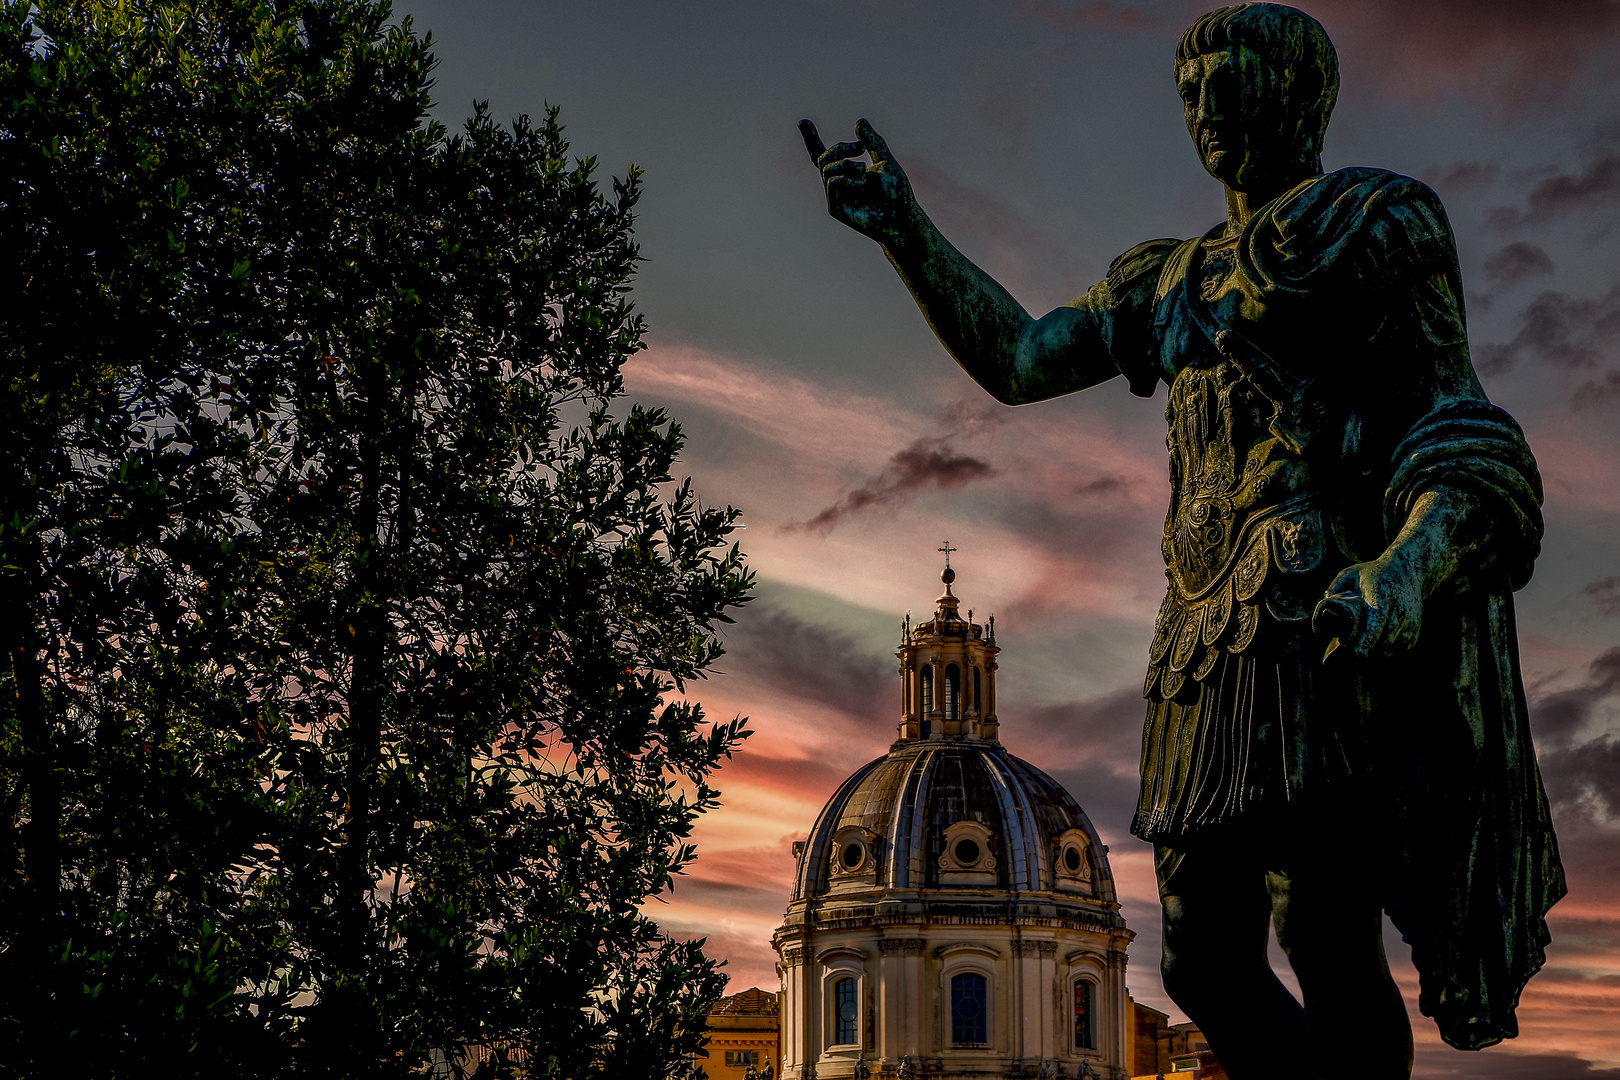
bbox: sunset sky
[400,3,1620,1076]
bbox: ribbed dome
[774,567,1134,1080]
[792,739,1116,903]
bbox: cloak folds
[1377,401,1565,1051]
[1107,168,1566,1051]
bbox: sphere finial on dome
[939,540,957,592]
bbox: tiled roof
[709,986,780,1017]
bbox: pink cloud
[623,345,924,470]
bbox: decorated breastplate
[1144,337,1333,703]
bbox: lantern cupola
[896,548,999,743]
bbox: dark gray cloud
[1528,647,1620,750]
[1488,154,1620,230]
[1528,155,1620,217]
[1572,370,1620,411]
[1474,289,1620,374]
[1585,577,1620,617]
[1072,475,1127,497]
[794,438,998,534]
[1529,647,1620,825]
[720,604,890,725]
[1483,242,1555,288]
[1422,161,1500,197]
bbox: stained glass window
[1073,980,1093,1050]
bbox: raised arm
[800,118,1117,405]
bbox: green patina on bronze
[799,4,1564,1077]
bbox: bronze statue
[799,5,1564,1078]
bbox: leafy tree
[0,2,750,1076]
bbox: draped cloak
[1068,167,1565,1051]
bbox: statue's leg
[1158,844,1308,1078]
[1271,858,1412,1080]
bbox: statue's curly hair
[1176,3,1339,158]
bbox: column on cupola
[897,617,920,742]
[980,616,999,743]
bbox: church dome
[792,741,1117,903]
[773,559,1133,1080]
[786,559,1120,907]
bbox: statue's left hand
[1320,554,1426,657]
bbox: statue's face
[1177,42,1302,192]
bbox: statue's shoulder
[1305,165,1435,197]
[1275,167,1448,230]
[1256,168,1457,285]
[1104,236,1185,299]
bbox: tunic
[1068,166,1565,1051]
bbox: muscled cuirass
[1143,242,1341,703]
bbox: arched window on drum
[1072,979,1094,1050]
[944,664,960,721]
[833,976,858,1045]
[951,972,987,1044]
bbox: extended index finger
[798,119,827,164]
[857,117,895,165]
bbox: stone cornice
[934,941,1000,959]
[815,945,869,963]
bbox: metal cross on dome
[938,540,956,568]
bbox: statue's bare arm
[800,119,1118,406]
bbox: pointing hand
[798,117,918,244]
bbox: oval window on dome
[953,838,981,866]
[840,841,864,869]
[1064,845,1083,873]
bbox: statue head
[1175,3,1339,193]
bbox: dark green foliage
[0,2,750,1076]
